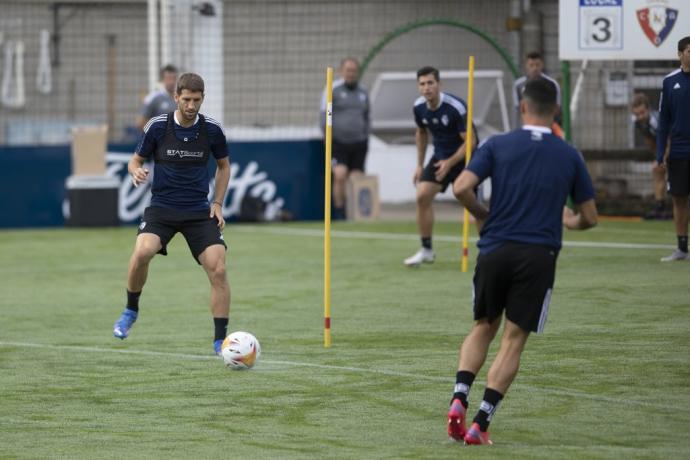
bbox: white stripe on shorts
[537,288,552,334]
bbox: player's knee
[132,245,157,265]
[416,186,434,206]
[206,259,227,284]
[452,181,463,201]
[333,165,349,182]
[475,317,501,336]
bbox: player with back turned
[447,77,598,445]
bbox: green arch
[360,18,520,80]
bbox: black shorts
[138,206,226,264]
[419,157,465,192]
[332,140,368,172]
[667,158,690,197]
[473,242,558,333]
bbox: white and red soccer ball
[221,331,261,370]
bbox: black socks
[421,237,432,250]
[126,290,141,312]
[452,371,476,409]
[473,388,504,432]
[214,317,228,342]
[678,235,688,253]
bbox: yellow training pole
[461,55,475,273]
[324,67,333,347]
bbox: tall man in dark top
[320,57,370,220]
[657,36,690,262]
[113,73,232,355]
[512,51,561,129]
[446,78,598,445]
[404,66,477,266]
[631,92,669,219]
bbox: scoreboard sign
[559,0,688,60]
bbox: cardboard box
[346,175,380,221]
[71,125,108,175]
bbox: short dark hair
[632,92,650,109]
[417,66,440,82]
[526,51,543,61]
[159,64,178,80]
[522,77,557,117]
[678,36,690,52]
[176,73,204,95]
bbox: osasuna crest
[636,6,678,47]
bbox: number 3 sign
[579,0,623,49]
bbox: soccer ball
[221,331,261,370]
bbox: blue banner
[0,140,325,228]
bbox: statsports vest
[154,112,211,166]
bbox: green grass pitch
[0,219,688,459]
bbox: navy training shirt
[635,110,659,142]
[136,112,228,211]
[414,92,474,159]
[657,68,690,163]
[467,125,595,254]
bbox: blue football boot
[113,309,138,339]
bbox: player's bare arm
[454,169,489,228]
[562,199,598,230]
[128,153,149,187]
[211,157,231,229]
[435,131,475,181]
[414,127,428,184]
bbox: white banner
[559,0,689,60]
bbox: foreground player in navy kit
[657,36,690,262]
[113,73,232,355]
[404,66,477,266]
[446,78,598,445]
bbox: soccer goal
[369,69,510,142]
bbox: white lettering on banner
[105,153,152,222]
[166,149,204,158]
[100,153,283,221]
[222,161,283,217]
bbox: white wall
[366,136,457,203]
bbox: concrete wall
[0,0,518,143]
[0,1,148,144]
[0,0,652,152]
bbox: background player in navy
[657,36,690,262]
[631,92,669,220]
[404,66,477,266]
[446,78,598,445]
[113,73,232,355]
